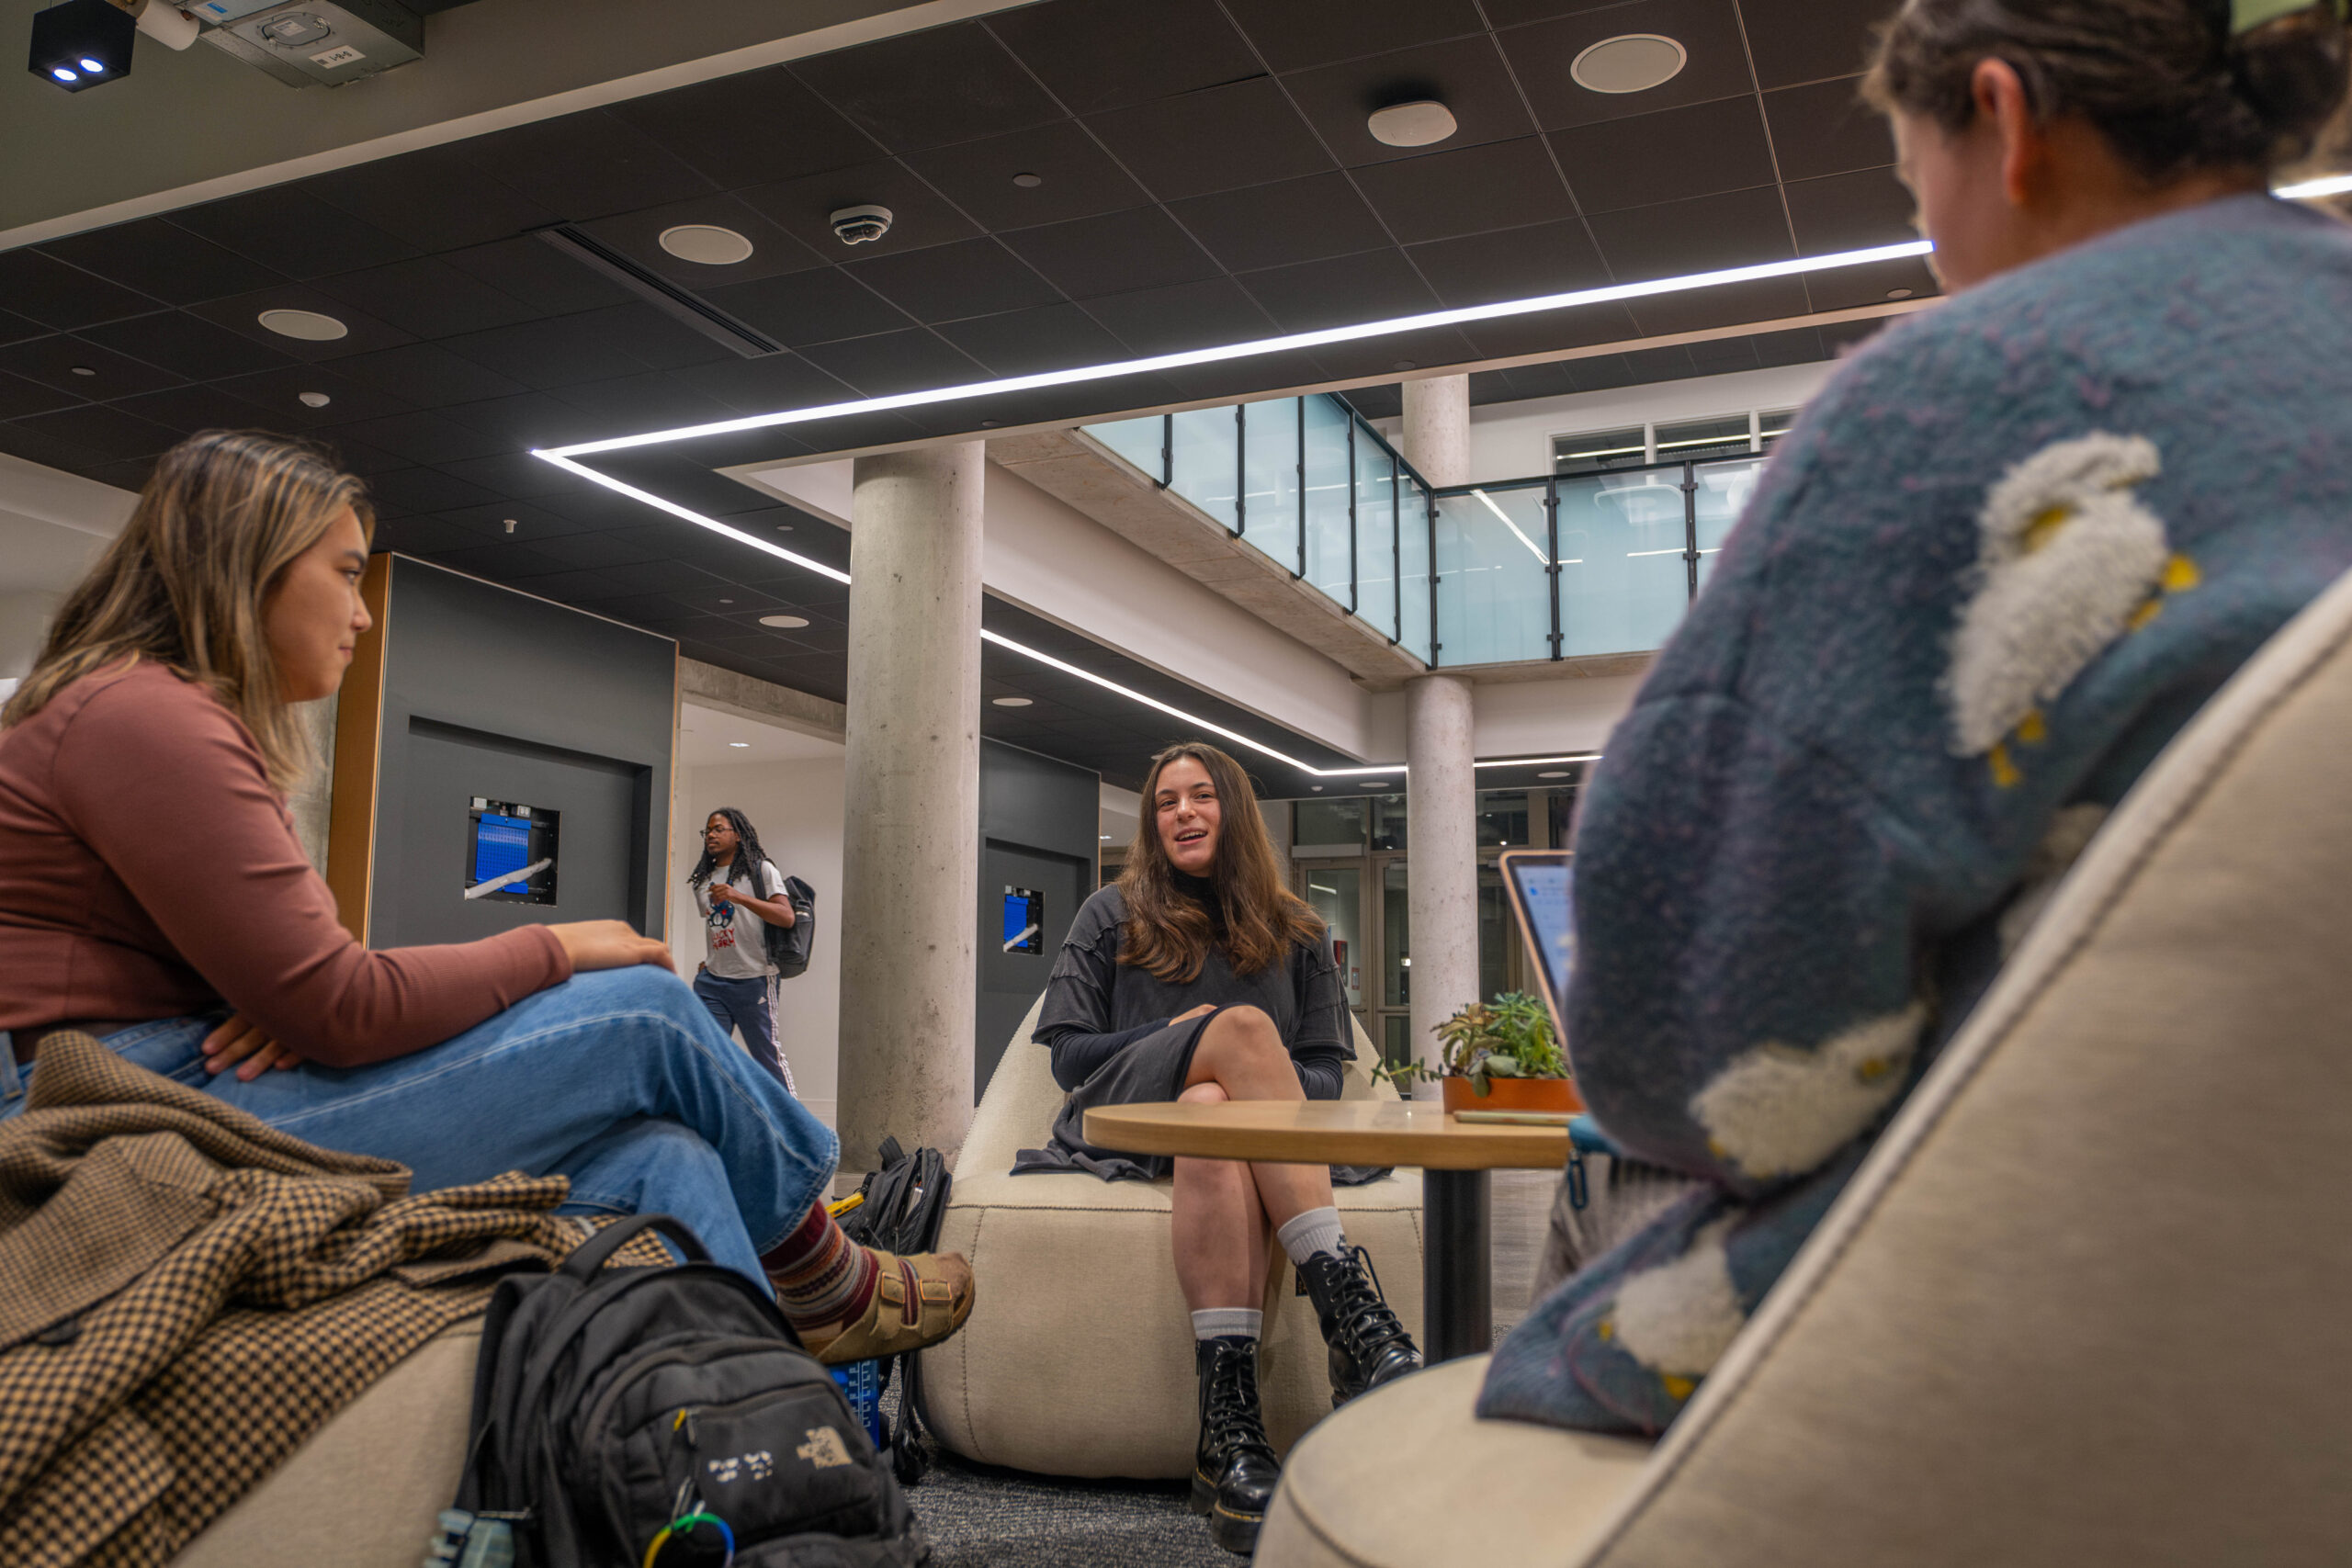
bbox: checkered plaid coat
[0,1032,587,1568]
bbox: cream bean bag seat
[917,998,1425,1477]
[1258,568,2352,1567]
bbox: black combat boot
[1298,1245,1422,1407]
[1191,1335,1281,1555]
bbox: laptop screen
[1500,851,1575,1037]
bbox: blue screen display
[473,812,532,890]
[1002,890,1041,953]
[1511,859,1575,1008]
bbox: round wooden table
[1082,1100,1569,1363]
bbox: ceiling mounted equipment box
[200,0,420,86]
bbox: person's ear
[1972,56,2045,208]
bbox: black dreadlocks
[687,806,776,891]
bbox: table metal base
[1422,1168,1492,1363]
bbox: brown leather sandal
[801,1248,974,1365]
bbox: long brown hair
[1,430,373,791]
[1116,741,1324,983]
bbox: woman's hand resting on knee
[551,919,675,974]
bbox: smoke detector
[829,205,893,245]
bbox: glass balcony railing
[1081,394,1769,671]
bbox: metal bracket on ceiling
[534,224,783,360]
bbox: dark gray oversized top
[1033,881,1352,1100]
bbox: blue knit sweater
[1480,194,2352,1435]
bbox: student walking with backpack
[689,807,799,1091]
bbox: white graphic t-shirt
[695,858,786,980]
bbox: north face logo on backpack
[796,1427,854,1470]
[707,1450,774,1484]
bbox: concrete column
[1401,374,1470,490]
[1405,672,1479,1098]
[1401,374,1477,1096]
[837,443,985,1170]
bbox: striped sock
[762,1202,882,1337]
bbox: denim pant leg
[551,1115,765,1280]
[147,967,836,1271]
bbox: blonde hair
[1,430,373,791]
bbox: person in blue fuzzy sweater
[1482,0,2352,1436]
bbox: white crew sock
[1276,1206,1347,1266]
[1192,1307,1262,1342]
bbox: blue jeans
[0,967,834,1286]
[693,968,792,1092]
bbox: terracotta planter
[1440,1075,1582,1115]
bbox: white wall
[669,756,847,1126]
[0,453,138,680]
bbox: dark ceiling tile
[525,530,673,571]
[797,329,990,398]
[1167,172,1391,273]
[0,310,45,347]
[442,235,636,316]
[1351,137,1577,244]
[1479,0,1629,22]
[78,310,292,381]
[1237,248,1438,333]
[700,268,914,347]
[1820,315,1892,355]
[1085,78,1331,202]
[1803,254,1939,312]
[1223,0,1486,72]
[935,303,1130,376]
[738,159,983,259]
[368,467,507,514]
[444,389,611,449]
[0,333,183,399]
[1307,324,1482,382]
[671,353,858,415]
[332,410,513,467]
[39,218,284,308]
[791,21,1063,152]
[1551,96,1777,214]
[1765,75,1894,181]
[430,541,571,581]
[0,251,161,331]
[611,62,883,190]
[303,143,560,253]
[1740,0,1897,89]
[311,434,406,477]
[1406,215,1611,307]
[331,341,531,406]
[1283,35,1539,167]
[571,302,737,372]
[85,457,158,493]
[312,256,544,341]
[1687,333,1762,373]
[988,0,1260,115]
[0,419,105,473]
[1784,166,1916,254]
[754,406,929,454]
[1506,0,1755,130]
[844,237,1063,322]
[553,371,742,436]
[0,372,80,421]
[17,402,181,464]
[1002,206,1225,299]
[1458,297,1640,358]
[1586,184,1792,277]
[169,184,418,278]
[904,121,1154,231]
[186,285,417,363]
[435,449,601,498]
[372,516,481,556]
[1623,273,1810,335]
[456,110,719,223]
[1080,276,1280,354]
[431,499,596,543]
[1749,323,1829,367]
[438,313,673,391]
[217,364,416,429]
[574,194,827,292]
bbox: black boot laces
[1321,1245,1411,1358]
[1202,1342,1276,1461]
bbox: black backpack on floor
[836,1138,953,1486]
[438,1214,927,1568]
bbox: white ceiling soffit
[0,0,1023,249]
[678,701,845,768]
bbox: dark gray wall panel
[975,738,1098,1099]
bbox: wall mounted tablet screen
[1002,887,1043,953]
[466,797,560,904]
[1498,850,1574,1042]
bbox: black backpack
[437,1213,927,1568]
[836,1139,953,1486]
[765,874,818,980]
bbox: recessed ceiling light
[991,695,1034,707]
[1100,833,1112,840]
[718,598,734,604]
[257,309,348,342]
[1012,172,1044,187]
[1311,784,1325,791]
[729,740,750,748]
[1393,360,1416,371]
[69,365,95,377]
[1361,782,1384,789]
[298,390,331,408]
[659,225,755,265]
[758,614,810,628]
[1367,100,1458,148]
[1571,34,1688,95]
[1537,770,1571,779]
[1886,287,1915,299]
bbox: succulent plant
[1375,992,1568,1096]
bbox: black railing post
[1160,413,1171,489]
[1680,461,1700,599]
[1545,478,1563,660]
[1391,453,1404,648]
[1426,473,1440,667]
[1233,401,1246,538]
[1295,398,1307,580]
[1346,417,1360,614]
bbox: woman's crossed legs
[1170,1004,1333,1311]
